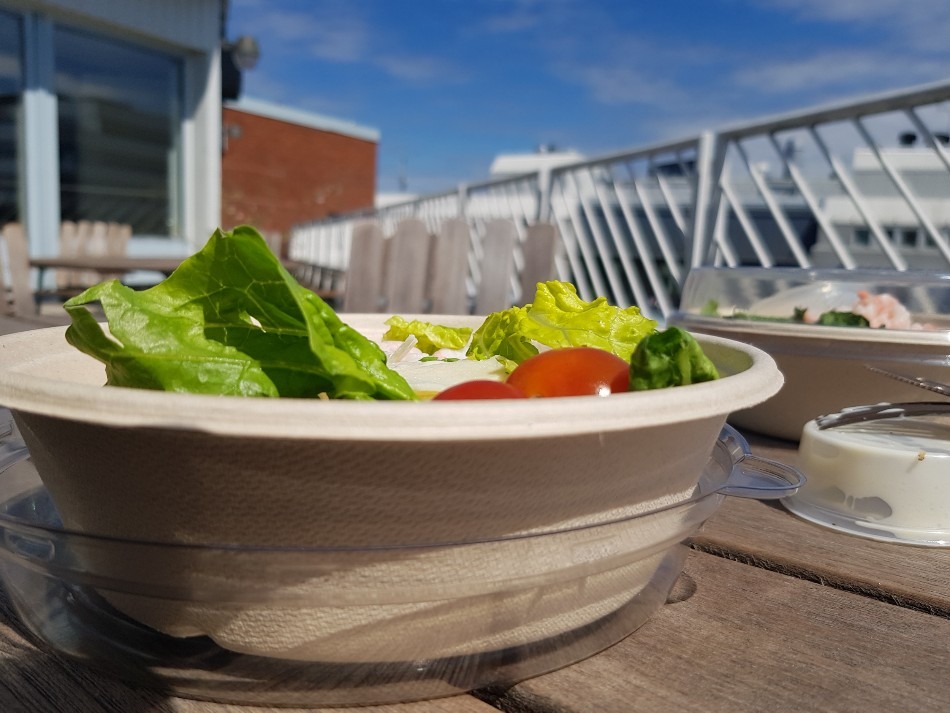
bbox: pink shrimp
[851,290,920,329]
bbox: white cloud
[733,49,948,94]
[476,0,571,34]
[244,7,369,62]
[374,55,461,83]
[232,1,462,86]
[560,65,689,108]
[751,0,950,52]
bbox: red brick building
[221,98,378,242]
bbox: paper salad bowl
[0,315,789,705]
[670,267,950,441]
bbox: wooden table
[29,255,187,286]
[29,256,341,302]
[0,373,947,711]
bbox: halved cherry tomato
[433,380,527,400]
[506,347,629,397]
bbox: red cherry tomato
[506,347,630,397]
[432,380,527,400]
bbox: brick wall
[221,107,376,244]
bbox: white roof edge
[489,150,585,176]
[225,97,380,143]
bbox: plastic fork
[814,366,950,429]
[865,365,950,399]
[815,401,950,430]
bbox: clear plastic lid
[677,266,950,331]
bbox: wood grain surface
[694,433,950,613]
[492,549,950,713]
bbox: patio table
[29,255,188,285]
[29,256,342,301]
[29,256,325,281]
[0,330,945,713]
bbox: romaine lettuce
[63,226,416,400]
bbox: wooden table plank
[693,433,950,613]
[29,256,187,275]
[29,256,342,303]
[493,549,950,713]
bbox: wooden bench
[341,218,561,314]
[56,220,132,294]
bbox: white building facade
[0,0,226,257]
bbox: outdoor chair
[0,223,72,325]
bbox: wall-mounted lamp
[228,35,261,70]
[222,35,260,100]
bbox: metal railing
[289,79,950,320]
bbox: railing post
[689,130,723,270]
[457,183,469,221]
[536,167,552,223]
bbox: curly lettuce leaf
[382,316,473,354]
[63,225,416,400]
[629,327,719,391]
[466,306,540,365]
[467,281,658,364]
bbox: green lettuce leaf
[629,327,720,391]
[814,310,871,327]
[466,281,658,364]
[382,316,473,354]
[63,225,416,400]
[729,306,870,327]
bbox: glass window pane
[54,26,181,236]
[0,9,22,225]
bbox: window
[54,26,182,235]
[899,229,917,247]
[853,228,870,246]
[0,9,22,225]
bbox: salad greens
[382,316,472,354]
[466,281,658,368]
[812,311,870,327]
[63,226,416,400]
[64,229,717,400]
[389,281,696,380]
[628,327,720,391]
[702,299,871,328]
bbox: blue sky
[227,0,950,195]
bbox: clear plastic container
[670,267,950,440]
[0,418,801,707]
[676,266,950,326]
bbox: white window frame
[11,3,222,260]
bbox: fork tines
[864,365,950,399]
